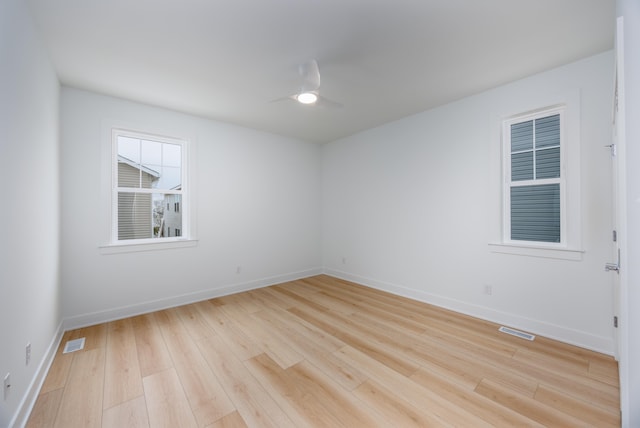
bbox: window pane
[117,137,164,189]
[511,152,533,181]
[511,120,533,152]
[118,192,154,240]
[118,192,182,240]
[535,114,560,148]
[141,139,163,167]
[138,141,181,190]
[117,158,140,188]
[163,143,182,168]
[114,131,187,244]
[117,160,160,189]
[117,136,140,163]
[536,147,560,179]
[117,137,141,188]
[161,194,182,237]
[511,184,560,243]
[160,166,181,190]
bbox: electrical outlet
[484,284,493,295]
[342,257,347,264]
[236,266,241,274]
[26,342,31,366]
[3,373,10,401]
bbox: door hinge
[614,316,618,328]
[613,230,617,242]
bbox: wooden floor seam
[26,274,620,427]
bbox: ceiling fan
[273,59,343,108]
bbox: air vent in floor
[499,326,535,341]
[63,337,86,354]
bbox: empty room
[1,0,639,427]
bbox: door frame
[613,14,629,422]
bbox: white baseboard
[11,321,64,428]
[63,267,323,330]
[324,268,614,355]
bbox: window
[503,107,564,245]
[112,129,187,244]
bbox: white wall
[617,0,640,425]
[60,88,322,326]
[322,51,615,354]
[0,2,625,424]
[0,0,61,426]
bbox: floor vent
[499,326,535,341]
[63,338,86,354]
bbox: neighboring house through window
[162,191,182,237]
[116,156,160,240]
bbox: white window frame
[503,106,566,248]
[100,127,197,254]
[488,96,583,261]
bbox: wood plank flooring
[26,275,620,427]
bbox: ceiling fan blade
[300,59,320,92]
[269,94,298,103]
[316,95,343,109]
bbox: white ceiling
[26,0,614,143]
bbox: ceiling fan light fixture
[297,92,318,104]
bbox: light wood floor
[26,275,620,427]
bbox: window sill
[488,242,584,261]
[99,239,198,255]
